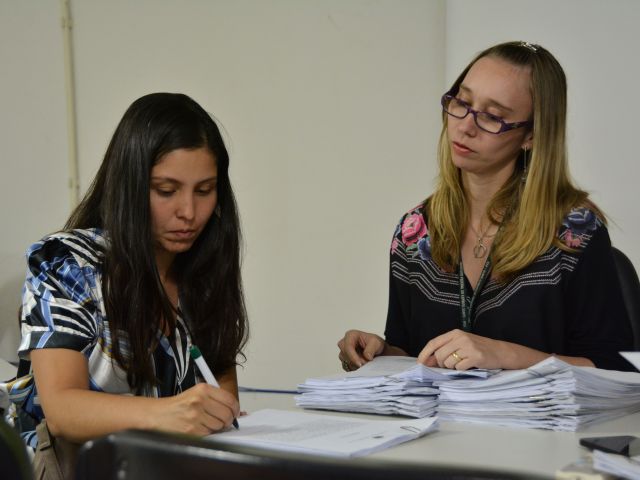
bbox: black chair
[75,429,546,480]
[612,247,640,350]
[0,417,33,480]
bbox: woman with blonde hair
[338,41,633,372]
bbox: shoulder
[26,228,107,274]
[558,206,604,251]
[20,230,108,354]
[391,201,431,257]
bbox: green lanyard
[458,256,492,332]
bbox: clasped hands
[337,328,509,371]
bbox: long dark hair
[65,92,248,392]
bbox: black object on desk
[580,435,640,457]
[75,429,548,480]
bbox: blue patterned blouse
[3,229,197,448]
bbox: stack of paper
[209,408,439,457]
[297,356,640,431]
[296,356,494,418]
[592,449,640,479]
[436,356,640,431]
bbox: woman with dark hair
[338,41,633,373]
[4,93,248,461]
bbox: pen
[189,345,239,429]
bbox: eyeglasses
[441,93,532,135]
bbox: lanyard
[458,256,492,332]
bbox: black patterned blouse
[384,204,634,371]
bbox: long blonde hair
[428,41,601,279]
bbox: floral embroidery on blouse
[392,205,600,260]
[416,235,432,260]
[390,238,400,255]
[561,207,600,248]
[392,206,432,260]
[401,213,427,246]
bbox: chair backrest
[0,417,33,480]
[612,247,640,350]
[75,429,546,480]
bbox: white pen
[189,345,239,429]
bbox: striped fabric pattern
[3,229,196,448]
[383,202,638,373]
[390,205,600,314]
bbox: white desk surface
[239,390,640,478]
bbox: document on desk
[620,351,640,372]
[208,408,439,458]
[302,356,496,388]
[592,449,640,479]
[296,356,497,418]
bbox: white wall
[1,1,638,390]
[74,0,445,389]
[446,0,640,272]
[0,1,445,388]
[0,2,71,362]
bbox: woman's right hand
[151,383,240,436]
[337,329,386,371]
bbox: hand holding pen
[190,345,240,429]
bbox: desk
[239,391,640,478]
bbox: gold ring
[451,351,462,363]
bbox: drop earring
[522,147,530,183]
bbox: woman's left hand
[417,329,595,370]
[416,329,512,370]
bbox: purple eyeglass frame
[441,93,533,134]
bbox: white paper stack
[296,356,494,418]
[592,449,640,479]
[436,356,640,431]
